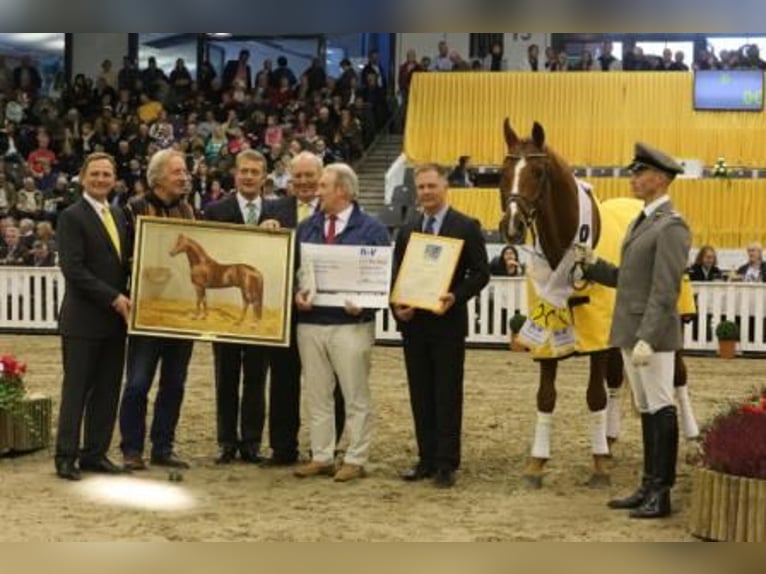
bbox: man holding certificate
[293,163,390,483]
[391,164,490,488]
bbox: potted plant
[689,388,766,542]
[0,354,51,453]
[715,320,740,359]
[508,313,528,352]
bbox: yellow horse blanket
[526,196,694,359]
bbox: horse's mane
[523,141,579,269]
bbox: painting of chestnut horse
[169,233,264,325]
[498,119,699,489]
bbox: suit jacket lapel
[623,201,672,249]
[228,195,244,224]
[81,200,122,263]
[438,207,455,237]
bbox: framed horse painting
[129,216,295,347]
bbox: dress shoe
[239,445,263,464]
[293,461,335,478]
[629,489,672,519]
[123,454,148,472]
[215,446,237,465]
[607,482,650,509]
[334,463,366,482]
[433,468,456,489]
[400,464,435,482]
[55,459,81,481]
[79,456,127,474]
[150,452,190,469]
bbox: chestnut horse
[499,120,700,488]
[169,233,264,325]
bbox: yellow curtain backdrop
[452,180,766,248]
[405,72,766,167]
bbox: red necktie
[325,214,337,244]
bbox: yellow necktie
[298,201,312,223]
[101,206,121,258]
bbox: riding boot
[607,413,653,509]
[630,406,678,519]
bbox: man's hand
[295,290,313,311]
[344,300,363,316]
[260,219,281,231]
[631,339,654,367]
[393,304,415,323]
[433,293,455,316]
[112,294,132,323]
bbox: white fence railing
[0,267,64,331]
[2,270,765,355]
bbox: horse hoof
[586,473,611,489]
[522,474,543,489]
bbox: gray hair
[290,151,323,174]
[147,149,185,189]
[324,163,358,200]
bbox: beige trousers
[297,322,375,466]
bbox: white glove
[631,340,654,367]
[573,243,596,266]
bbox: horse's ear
[531,122,545,149]
[503,118,519,150]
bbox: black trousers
[402,332,466,471]
[267,342,301,461]
[56,335,126,462]
[213,342,268,449]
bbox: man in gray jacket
[579,142,690,519]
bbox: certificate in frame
[129,216,294,347]
[390,232,464,312]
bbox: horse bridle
[504,151,551,242]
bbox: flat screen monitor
[694,70,764,111]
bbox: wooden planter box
[688,468,766,542]
[0,394,52,454]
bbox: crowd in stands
[0,49,393,267]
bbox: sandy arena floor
[1,334,762,541]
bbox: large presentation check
[300,244,393,308]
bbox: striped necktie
[101,206,121,258]
[246,202,258,225]
[424,216,437,235]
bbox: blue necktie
[424,216,437,235]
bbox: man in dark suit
[204,149,270,464]
[581,142,690,519]
[55,152,131,480]
[260,151,346,462]
[222,49,252,91]
[392,164,490,488]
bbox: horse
[169,233,264,325]
[498,120,701,488]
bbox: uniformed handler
[577,142,690,519]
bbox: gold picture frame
[129,216,295,347]
[390,232,464,312]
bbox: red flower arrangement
[0,354,29,412]
[701,387,766,480]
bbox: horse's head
[499,119,551,245]
[169,234,188,257]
